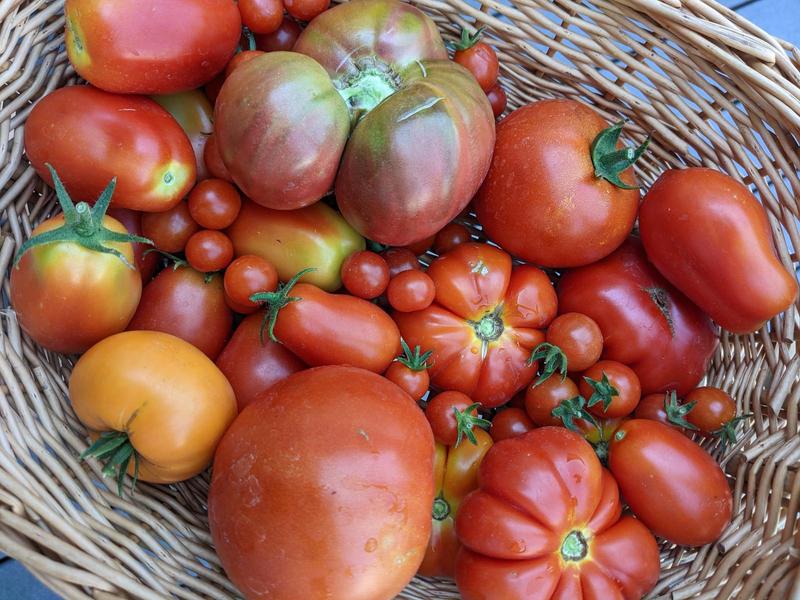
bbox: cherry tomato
[404,234,435,256]
[387,270,435,312]
[546,312,603,372]
[685,386,743,446]
[490,408,533,442]
[425,391,490,446]
[340,250,390,299]
[580,360,641,419]
[283,0,329,22]
[433,222,471,255]
[187,179,242,230]
[223,255,278,314]
[486,84,507,118]
[635,391,692,432]
[238,0,283,34]
[203,134,233,182]
[185,230,234,272]
[108,207,159,283]
[384,341,432,401]
[452,27,499,92]
[254,16,302,52]
[225,50,266,78]
[524,376,580,427]
[381,247,421,278]
[141,201,199,253]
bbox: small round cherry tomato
[486,84,507,118]
[635,391,692,432]
[225,50,266,78]
[387,270,435,313]
[185,230,234,272]
[404,234,436,256]
[546,312,603,372]
[382,247,421,278]
[426,391,489,446]
[341,251,390,299]
[203,134,233,182]
[384,341,432,401]
[452,28,499,92]
[224,255,278,313]
[433,222,471,255]
[283,0,329,21]
[141,201,199,253]
[254,16,302,52]
[490,408,533,442]
[685,386,738,438]
[239,0,283,34]
[188,179,242,230]
[581,360,641,419]
[525,376,580,427]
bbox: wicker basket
[0,0,798,598]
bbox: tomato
[433,222,471,255]
[187,179,242,230]
[475,99,648,267]
[404,235,435,256]
[486,84,507,118]
[209,366,434,600]
[525,376,580,427]
[203,134,233,182]
[451,27,499,92]
[490,407,533,442]
[685,386,746,447]
[382,247,422,278]
[253,275,401,373]
[107,207,159,282]
[25,86,196,212]
[635,391,693,432]
[254,16,302,52]
[384,340,432,400]
[387,270,436,312]
[580,360,641,419]
[558,237,718,395]
[341,250,390,299]
[65,0,241,94]
[284,0,329,21]
[223,255,278,314]
[72,331,236,488]
[239,0,283,34]
[640,168,798,333]
[11,169,143,354]
[419,428,492,578]
[216,313,306,411]
[546,312,603,372]
[141,201,199,253]
[227,200,365,291]
[454,427,660,599]
[127,265,233,360]
[152,90,215,181]
[395,243,555,407]
[225,50,267,78]
[185,230,234,272]
[425,391,490,446]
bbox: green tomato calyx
[447,26,486,52]
[13,164,152,269]
[337,57,401,123]
[528,342,568,387]
[663,390,698,430]
[80,430,140,497]
[453,402,491,447]
[560,530,588,562]
[251,267,318,345]
[583,372,619,413]
[396,338,433,371]
[590,120,650,190]
[432,496,450,521]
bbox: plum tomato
[387,270,436,313]
[341,251,390,299]
[185,230,234,272]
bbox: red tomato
[486,84,507,118]
[475,99,647,267]
[141,201,199,254]
[685,386,745,447]
[426,391,490,446]
[452,27,499,92]
[203,134,234,182]
[387,270,436,313]
[558,237,718,395]
[404,234,435,256]
[395,243,555,407]
[340,251,390,299]
[284,0,330,21]
[384,340,432,401]
[382,247,421,278]
[524,376,580,427]
[25,86,196,212]
[640,168,798,333]
[187,179,242,230]
[215,313,306,411]
[580,360,641,419]
[185,230,234,272]
[433,222,471,255]
[65,0,241,94]
[152,90,215,181]
[455,428,660,600]
[238,0,283,34]
[223,255,278,314]
[490,407,533,442]
[209,366,434,600]
[108,207,159,283]
[254,16,302,52]
[225,50,267,78]
[546,312,603,372]
[635,391,693,432]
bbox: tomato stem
[527,342,568,386]
[715,413,752,450]
[590,120,650,190]
[80,430,140,496]
[454,403,492,447]
[396,338,433,371]
[336,57,400,124]
[432,496,450,521]
[251,267,317,344]
[447,25,486,52]
[583,372,619,413]
[560,530,588,562]
[469,305,504,344]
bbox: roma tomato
[486,84,507,118]
[254,16,302,52]
[609,419,733,546]
[284,0,330,21]
[11,170,144,354]
[455,427,660,600]
[141,201,199,253]
[187,179,242,230]
[127,265,233,360]
[340,251,390,299]
[65,0,241,94]
[387,270,436,312]
[395,243,556,407]
[25,86,196,212]
[490,408,533,442]
[223,255,278,314]
[227,200,365,291]
[433,222,471,255]
[451,27,499,92]
[185,230,234,272]
[635,391,693,432]
[475,99,647,267]
[382,247,422,278]
[546,312,603,372]
[426,391,491,447]
[558,237,718,395]
[419,428,493,578]
[215,313,306,411]
[580,360,641,419]
[640,168,798,333]
[685,386,746,447]
[238,0,283,34]
[384,341,432,401]
[152,90,214,181]
[72,331,236,487]
[525,376,580,427]
[107,207,159,283]
[209,366,434,600]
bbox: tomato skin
[635,393,684,432]
[70,331,237,483]
[387,270,436,312]
[65,0,241,94]
[454,42,499,92]
[284,0,330,21]
[486,84,506,118]
[382,247,422,278]
[426,391,479,446]
[490,408,533,442]
[581,360,641,419]
[238,0,283,34]
[215,313,306,411]
[227,200,364,291]
[609,419,732,546]
[454,427,660,600]
[685,386,736,433]
[546,312,603,372]
[341,251,390,299]
[187,179,242,230]
[254,16,302,52]
[384,362,429,400]
[209,366,434,600]
[640,168,798,333]
[185,230,234,272]
[475,99,639,267]
[225,50,267,78]
[152,90,215,181]
[141,201,199,253]
[224,255,278,314]
[404,235,436,256]
[25,86,196,212]
[558,237,718,395]
[433,222,471,255]
[203,134,233,182]
[525,376,580,427]
[107,207,159,283]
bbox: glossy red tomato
[254,16,302,52]
[141,201,199,253]
[635,391,693,432]
[185,230,234,272]
[486,84,507,118]
[524,376,580,427]
[490,408,533,442]
[203,134,233,182]
[284,0,330,21]
[382,247,422,278]
[404,234,435,256]
[546,312,603,372]
[384,340,432,401]
[187,179,242,230]
[341,251,390,299]
[65,0,241,94]
[209,366,434,600]
[426,391,490,446]
[215,313,306,411]
[387,270,436,312]
[452,27,499,92]
[433,222,471,255]
[223,255,278,314]
[225,50,267,78]
[238,0,283,34]
[108,207,159,283]
[580,360,641,419]
[685,386,743,446]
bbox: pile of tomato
[11,0,798,599]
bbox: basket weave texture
[0,0,799,598]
